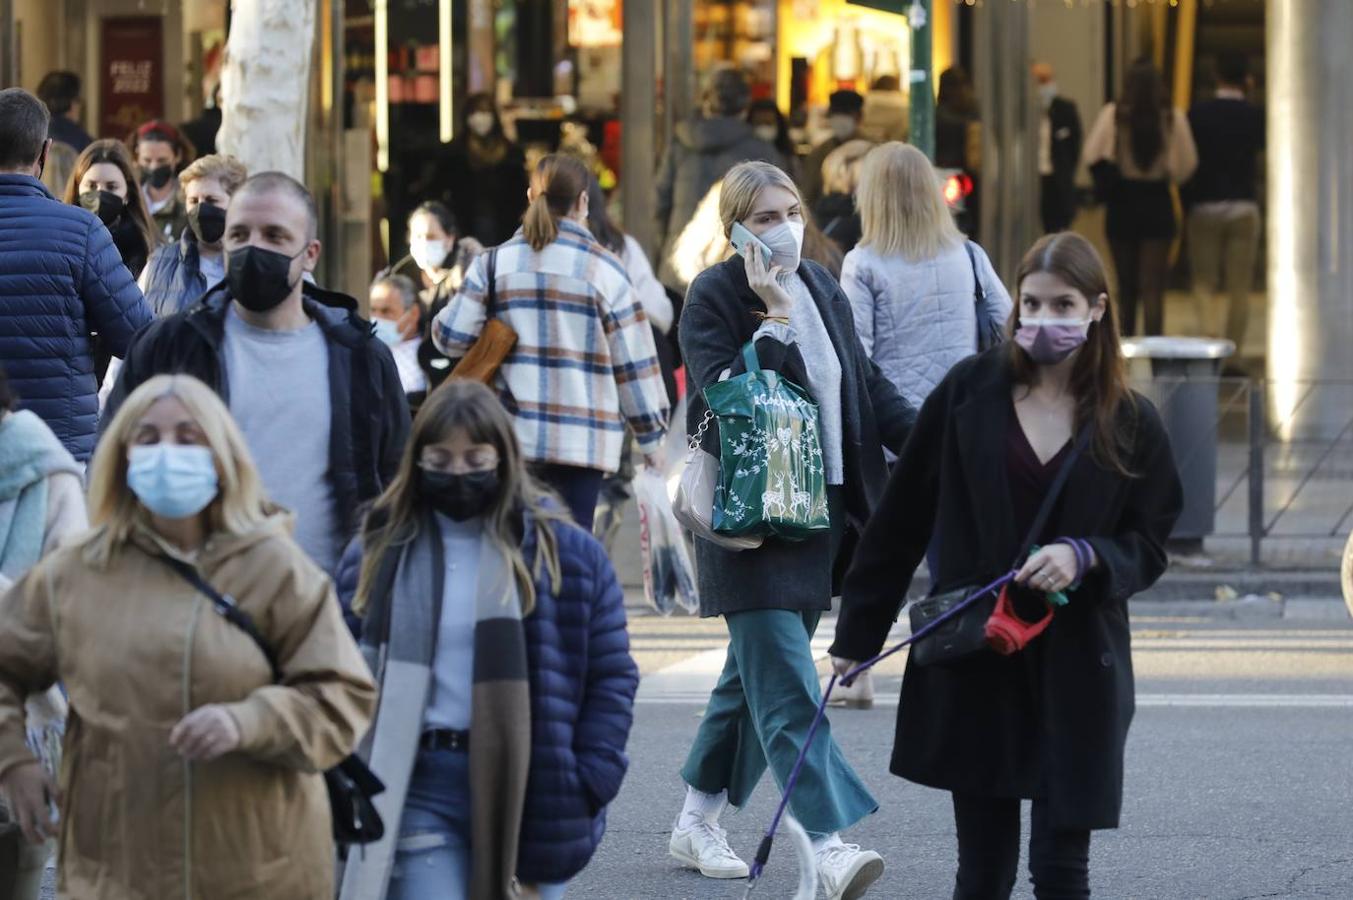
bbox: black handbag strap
[484,248,499,316]
[1010,425,1092,569]
[965,240,984,312]
[160,556,283,683]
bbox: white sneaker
[816,841,884,900]
[669,817,750,879]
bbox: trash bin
[1122,337,1236,552]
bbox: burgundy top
[1007,408,1072,549]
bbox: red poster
[99,17,164,138]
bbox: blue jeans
[387,748,567,900]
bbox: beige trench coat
[0,514,377,899]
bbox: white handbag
[672,409,763,552]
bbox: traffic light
[941,169,974,211]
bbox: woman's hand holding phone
[734,225,793,318]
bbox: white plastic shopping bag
[635,467,699,615]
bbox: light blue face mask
[372,316,403,346]
[127,444,220,520]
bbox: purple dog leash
[740,570,1019,896]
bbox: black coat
[105,287,411,541]
[439,137,530,247]
[1042,97,1083,230]
[829,348,1182,830]
[679,257,915,617]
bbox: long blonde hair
[857,141,961,261]
[353,380,567,618]
[522,154,591,252]
[81,375,269,567]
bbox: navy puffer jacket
[141,230,216,317]
[0,175,152,461]
[344,513,638,884]
[518,517,638,882]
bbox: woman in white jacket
[841,142,1012,410]
[0,366,85,900]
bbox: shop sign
[99,17,164,138]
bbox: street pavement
[567,601,1353,899]
[34,599,1351,898]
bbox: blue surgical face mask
[372,316,403,346]
[127,444,220,520]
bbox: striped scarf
[340,515,534,900]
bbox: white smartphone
[729,222,772,268]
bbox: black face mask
[79,190,126,226]
[226,244,303,313]
[145,164,174,190]
[421,468,501,521]
[188,203,227,244]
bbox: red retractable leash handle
[741,569,1021,897]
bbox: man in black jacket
[1185,53,1264,355]
[1033,63,1083,234]
[107,172,410,574]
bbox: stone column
[621,0,658,256]
[973,0,1038,280]
[1266,0,1353,439]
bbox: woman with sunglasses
[339,379,638,899]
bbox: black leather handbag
[159,557,386,845]
[909,426,1090,667]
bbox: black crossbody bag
[909,426,1091,667]
[159,556,386,845]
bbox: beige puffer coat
[0,513,377,899]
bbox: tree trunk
[217,0,315,180]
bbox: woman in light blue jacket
[841,142,1012,410]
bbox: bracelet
[752,312,790,324]
[1055,537,1088,590]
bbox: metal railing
[1137,376,1353,567]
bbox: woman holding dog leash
[830,232,1182,899]
[671,160,914,900]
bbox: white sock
[678,785,727,827]
[812,832,844,854]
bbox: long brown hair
[522,154,591,251]
[62,139,159,253]
[1009,233,1138,475]
[1118,58,1169,172]
[353,380,568,617]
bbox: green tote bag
[703,341,831,541]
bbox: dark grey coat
[679,257,915,618]
[829,348,1183,830]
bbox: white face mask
[372,316,403,347]
[410,238,450,272]
[753,124,779,145]
[1038,82,1058,109]
[755,220,806,273]
[828,115,857,141]
[467,111,495,137]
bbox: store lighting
[439,0,453,143]
[375,0,390,172]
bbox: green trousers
[680,608,878,837]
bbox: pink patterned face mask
[1014,317,1092,365]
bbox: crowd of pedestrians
[0,47,1274,898]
